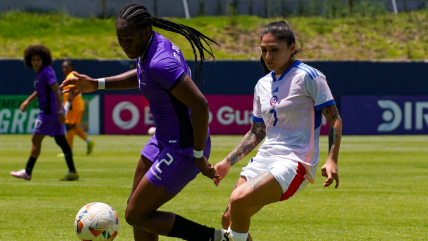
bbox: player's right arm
[214,121,266,186]
[20,91,38,112]
[60,69,138,95]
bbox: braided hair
[116,4,218,90]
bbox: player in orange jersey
[61,60,95,156]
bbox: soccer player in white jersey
[214,21,343,241]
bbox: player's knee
[31,136,41,146]
[124,206,138,226]
[54,135,66,146]
[229,191,250,212]
[125,205,149,228]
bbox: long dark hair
[117,4,218,90]
[259,21,302,75]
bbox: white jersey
[252,60,335,183]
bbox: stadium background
[1,59,428,135]
[2,1,428,136]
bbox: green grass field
[1,135,427,240]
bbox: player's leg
[228,161,308,241]
[55,115,78,180]
[125,174,177,236]
[65,124,75,149]
[127,138,221,241]
[73,126,95,155]
[30,134,45,159]
[65,109,77,148]
[228,171,283,241]
[74,126,87,140]
[10,134,45,180]
[126,175,222,241]
[222,177,257,241]
[58,119,75,157]
[128,155,159,240]
[222,177,246,229]
[12,116,47,178]
[54,135,78,180]
[69,110,95,155]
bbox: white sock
[86,137,91,143]
[228,227,248,241]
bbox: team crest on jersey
[270,96,278,106]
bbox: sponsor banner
[341,96,428,135]
[0,95,99,134]
[104,94,330,135]
[104,95,152,134]
[206,95,253,134]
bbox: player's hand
[60,72,98,95]
[213,160,231,186]
[58,112,65,125]
[20,101,29,112]
[321,159,339,189]
[195,156,219,180]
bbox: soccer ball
[74,202,120,241]
[147,127,156,135]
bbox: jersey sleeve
[42,67,58,86]
[252,82,263,123]
[149,58,186,91]
[303,74,335,111]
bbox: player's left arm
[20,91,38,112]
[321,104,342,189]
[51,82,65,124]
[171,75,218,180]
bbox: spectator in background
[10,45,79,181]
[60,60,95,156]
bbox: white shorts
[240,156,309,201]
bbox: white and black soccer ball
[74,202,120,241]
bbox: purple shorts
[141,135,211,194]
[33,114,65,136]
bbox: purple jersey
[137,31,194,148]
[35,65,59,115]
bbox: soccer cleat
[10,169,31,180]
[87,140,95,155]
[60,172,79,181]
[219,229,233,241]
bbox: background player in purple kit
[61,4,229,241]
[10,45,79,181]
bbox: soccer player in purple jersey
[10,45,79,181]
[61,4,230,241]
